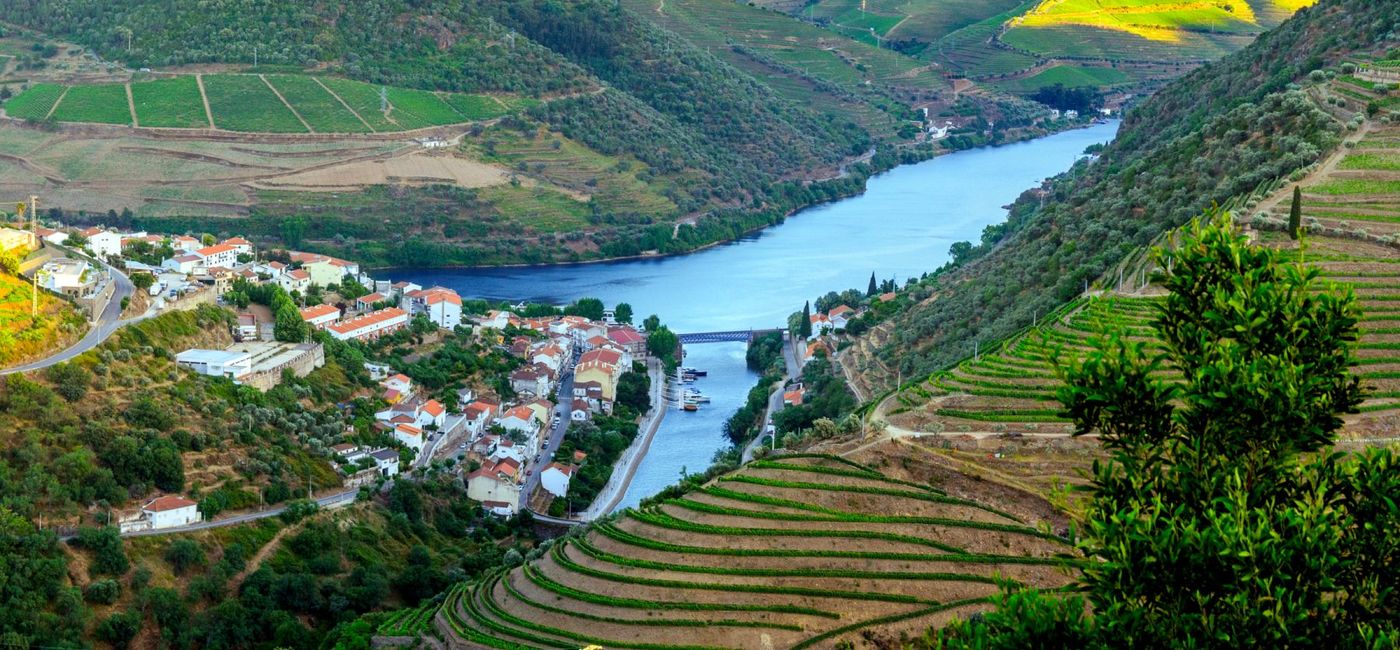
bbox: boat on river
[682,367,707,377]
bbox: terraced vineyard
[882,226,1400,438]
[431,454,1078,649]
[3,73,533,134]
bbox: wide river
[391,121,1119,510]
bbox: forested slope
[851,0,1399,386]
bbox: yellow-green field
[0,270,86,368]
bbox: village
[1,217,657,532]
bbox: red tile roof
[143,495,198,512]
[608,327,645,345]
[300,304,340,321]
[196,243,236,257]
[422,400,444,417]
[327,307,407,335]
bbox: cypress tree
[1288,185,1302,240]
[867,272,878,297]
[800,301,812,338]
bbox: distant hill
[842,0,1398,390]
[755,0,1317,94]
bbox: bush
[83,579,121,604]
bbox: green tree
[274,305,307,343]
[867,272,877,297]
[164,539,205,575]
[614,302,633,324]
[45,362,90,402]
[567,297,605,321]
[646,326,679,369]
[800,301,812,338]
[642,314,660,332]
[931,215,1395,649]
[1288,184,1303,239]
[95,610,141,649]
[75,526,129,576]
[129,272,154,292]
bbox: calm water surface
[391,121,1119,509]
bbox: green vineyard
[3,73,531,134]
[410,454,1078,649]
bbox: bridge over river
[677,328,783,344]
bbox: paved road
[579,359,666,519]
[58,488,360,540]
[519,353,578,509]
[2,252,135,376]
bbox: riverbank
[579,359,667,519]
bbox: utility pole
[253,47,258,68]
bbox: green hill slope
[844,0,1398,390]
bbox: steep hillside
[846,0,1398,390]
[0,267,86,367]
[426,452,1081,649]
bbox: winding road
[1,251,136,376]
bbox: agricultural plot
[383,87,463,130]
[202,74,307,133]
[933,0,1041,78]
[48,83,130,125]
[130,76,209,128]
[264,75,370,133]
[3,82,65,120]
[433,454,1078,649]
[315,78,399,132]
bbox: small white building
[141,495,201,529]
[405,287,462,329]
[194,243,239,269]
[394,423,425,458]
[278,269,311,294]
[370,448,400,477]
[82,228,123,259]
[163,254,202,275]
[39,258,95,297]
[540,463,575,499]
[175,349,253,380]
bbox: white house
[175,349,252,380]
[221,237,254,256]
[381,373,414,400]
[278,269,311,294]
[236,313,258,339]
[81,228,123,259]
[370,448,400,477]
[498,405,541,438]
[171,235,201,253]
[390,281,423,301]
[141,495,201,529]
[394,423,425,458]
[540,463,575,499]
[39,258,95,297]
[194,243,239,269]
[35,227,68,246]
[299,304,342,329]
[481,500,515,517]
[406,287,462,329]
[419,399,447,429]
[570,399,591,422]
[163,254,202,274]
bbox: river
[390,121,1119,510]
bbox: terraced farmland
[433,454,1078,649]
[3,73,533,134]
[882,227,1400,438]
